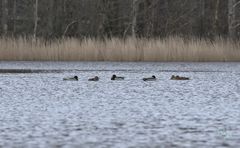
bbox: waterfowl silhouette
[63,76,78,81]
[111,74,124,80]
[171,75,189,80]
[143,75,156,81]
[88,76,99,81]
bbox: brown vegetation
[0,37,239,62]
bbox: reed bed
[0,37,239,62]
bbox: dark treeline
[0,0,240,39]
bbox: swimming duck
[111,74,124,80]
[63,76,78,81]
[171,75,189,80]
[143,75,156,81]
[88,76,99,81]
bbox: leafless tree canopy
[0,0,240,39]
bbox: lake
[0,62,240,147]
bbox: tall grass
[0,37,239,62]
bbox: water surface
[0,62,240,148]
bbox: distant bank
[0,37,239,62]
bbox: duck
[170,75,190,80]
[111,74,124,80]
[63,76,78,81]
[143,75,156,81]
[88,76,99,81]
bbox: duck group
[63,74,190,81]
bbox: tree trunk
[199,0,205,38]
[12,0,17,35]
[164,0,169,35]
[33,0,39,39]
[200,0,205,17]
[47,0,54,37]
[1,0,8,36]
[132,0,138,38]
[213,0,220,36]
[228,0,237,39]
[143,0,154,38]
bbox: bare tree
[47,0,54,37]
[213,0,220,36]
[132,0,139,38]
[33,0,38,39]
[11,0,17,35]
[199,0,205,37]
[228,0,237,39]
[0,0,239,39]
[1,0,8,35]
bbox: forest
[0,0,240,39]
[0,0,240,61]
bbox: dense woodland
[0,0,240,39]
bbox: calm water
[0,62,240,148]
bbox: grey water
[0,62,240,148]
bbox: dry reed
[0,37,239,62]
